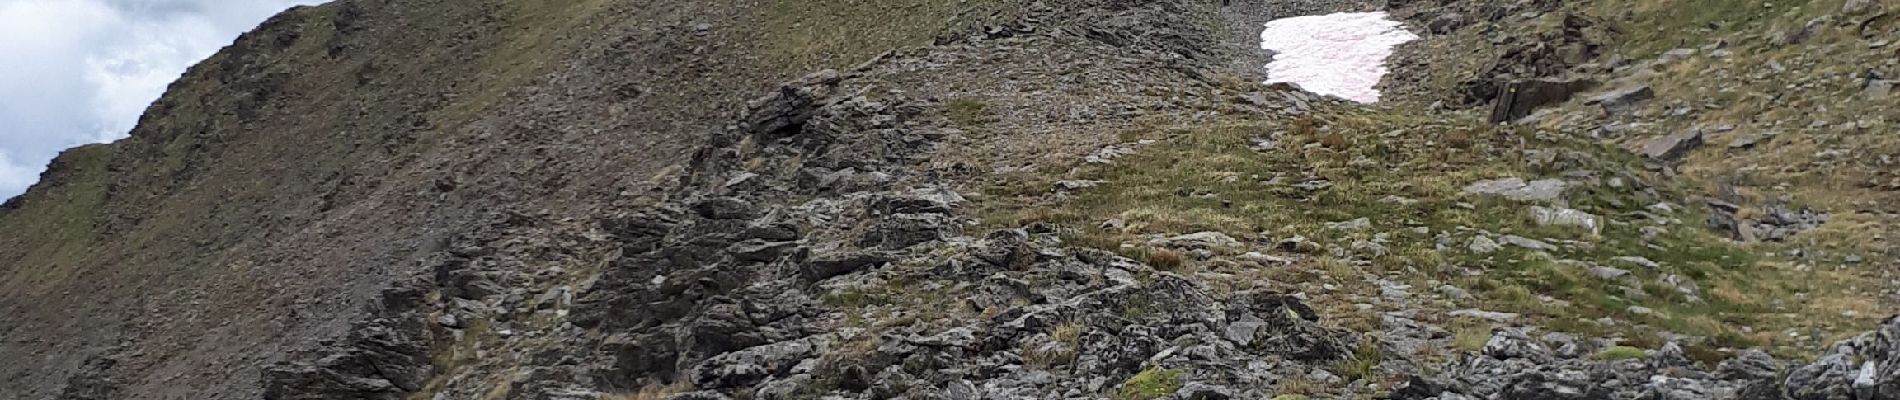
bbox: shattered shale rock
[1490,77,1599,123]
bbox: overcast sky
[0,0,322,200]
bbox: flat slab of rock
[1586,84,1655,116]
[1152,232,1242,250]
[1468,236,1503,254]
[1530,206,1602,235]
[1612,256,1662,270]
[1450,309,1521,322]
[1463,178,1571,202]
[1641,130,1704,161]
[1866,80,1895,99]
[1500,235,1557,252]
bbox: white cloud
[0,0,321,200]
[0,152,43,195]
[1259,12,1418,104]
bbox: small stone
[1482,328,1552,361]
[1055,180,1101,191]
[1612,256,1662,270]
[1153,232,1242,250]
[1658,48,1697,64]
[1642,130,1705,161]
[801,252,891,281]
[1327,218,1373,231]
[1308,369,1343,384]
[1641,226,1668,241]
[1450,309,1520,322]
[693,197,759,220]
[1177,382,1235,400]
[1499,235,1557,252]
[1463,178,1571,202]
[1627,306,1654,315]
[1353,240,1388,257]
[436,313,462,328]
[1278,236,1321,253]
[1439,285,1472,300]
[1381,195,1420,205]
[1728,132,1766,150]
[1529,206,1602,235]
[1590,266,1632,281]
[1587,84,1655,116]
[1240,252,1293,265]
[1468,236,1503,254]
[1866,80,1895,99]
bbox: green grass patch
[1596,345,1648,360]
[1334,339,1385,382]
[1118,367,1184,400]
[946,98,999,127]
[0,145,111,294]
[970,102,1834,354]
[1587,0,1843,58]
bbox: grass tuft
[1118,367,1184,400]
[1596,345,1648,360]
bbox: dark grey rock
[1641,130,1704,161]
[800,251,891,282]
[745,70,842,137]
[1587,84,1655,116]
[1490,77,1599,123]
[1176,382,1234,400]
[1483,329,1554,363]
[693,197,759,220]
[1717,350,1782,381]
[861,213,958,249]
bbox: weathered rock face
[261,320,434,400]
[1490,77,1599,122]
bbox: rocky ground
[9,0,1900,399]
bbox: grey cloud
[0,0,322,199]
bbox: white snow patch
[1259,12,1418,103]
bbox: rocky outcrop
[15,0,1899,399]
[261,288,436,400]
[1412,317,1900,400]
[1707,199,1830,242]
[1490,77,1598,122]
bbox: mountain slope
[0,0,1017,398]
[5,0,1899,399]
